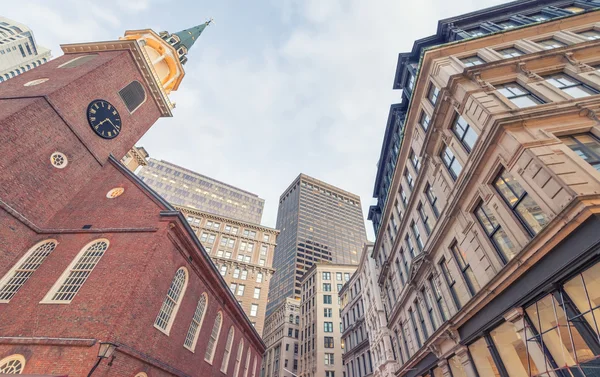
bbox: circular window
[50,152,68,169]
[107,188,125,199]
[24,78,49,86]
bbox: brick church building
[0,21,265,376]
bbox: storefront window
[564,262,600,337]
[449,355,468,377]
[490,321,539,377]
[469,337,502,377]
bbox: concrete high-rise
[0,16,51,82]
[137,158,265,224]
[266,174,367,316]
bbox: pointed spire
[174,19,212,52]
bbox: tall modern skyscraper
[266,173,367,316]
[0,16,51,82]
[137,158,265,223]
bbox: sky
[7,0,506,240]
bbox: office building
[177,205,278,335]
[0,16,51,82]
[368,2,600,377]
[299,264,357,377]
[137,158,265,224]
[0,19,265,376]
[266,174,367,316]
[340,244,375,377]
[262,297,301,377]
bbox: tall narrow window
[184,293,207,351]
[475,201,516,263]
[425,184,439,218]
[440,258,461,310]
[497,82,544,108]
[417,203,432,235]
[545,73,598,98]
[428,85,440,105]
[0,239,57,302]
[221,326,235,372]
[251,356,257,377]
[419,111,431,131]
[421,287,438,329]
[405,235,416,258]
[415,299,429,339]
[560,133,600,172]
[452,115,478,153]
[411,222,424,251]
[243,349,251,377]
[205,311,223,363]
[451,244,480,296]
[155,267,188,333]
[405,170,414,191]
[400,187,408,207]
[410,150,421,173]
[441,144,463,180]
[234,339,244,377]
[43,239,109,303]
[494,169,549,235]
[408,308,422,348]
[430,275,449,321]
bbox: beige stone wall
[262,297,301,377]
[178,206,279,336]
[372,11,600,377]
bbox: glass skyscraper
[266,174,367,316]
[137,158,265,224]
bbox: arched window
[289,314,294,323]
[119,81,146,113]
[42,239,109,303]
[184,293,207,351]
[204,311,223,363]
[134,373,147,377]
[251,356,257,377]
[296,315,300,324]
[241,270,248,280]
[154,267,188,334]
[0,239,57,302]
[220,326,235,372]
[233,339,244,377]
[243,349,251,377]
[220,265,227,276]
[0,354,25,373]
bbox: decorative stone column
[456,346,478,377]
[437,358,452,377]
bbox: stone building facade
[262,297,301,377]
[341,245,375,377]
[0,21,265,376]
[177,205,278,335]
[298,264,356,377]
[370,6,600,377]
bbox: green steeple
[174,20,212,52]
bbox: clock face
[86,99,122,139]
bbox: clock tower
[0,21,211,228]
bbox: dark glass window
[468,28,487,37]
[418,203,432,235]
[119,81,146,113]
[430,276,449,322]
[411,221,423,251]
[425,184,439,218]
[451,243,480,296]
[428,85,440,106]
[494,169,549,236]
[497,20,518,29]
[441,145,463,180]
[409,308,422,348]
[405,235,416,258]
[324,337,334,348]
[461,55,485,67]
[474,201,516,263]
[395,258,405,285]
[401,249,410,283]
[497,82,544,108]
[407,73,415,91]
[545,73,599,98]
[452,115,478,153]
[440,257,461,310]
[415,299,429,339]
[579,29,600,40]
[420,111,431,131]
[538,38,567,50]
[422,287,438,330]
[528,12,549,22]
[560,133,600,172]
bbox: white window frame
[184,292,208,351]
[221,326,235,372]
[154,267,189,335]
[0,239,57,303]
[41,239,109,304]
[205,311,223,364]
[233,339,245,377]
